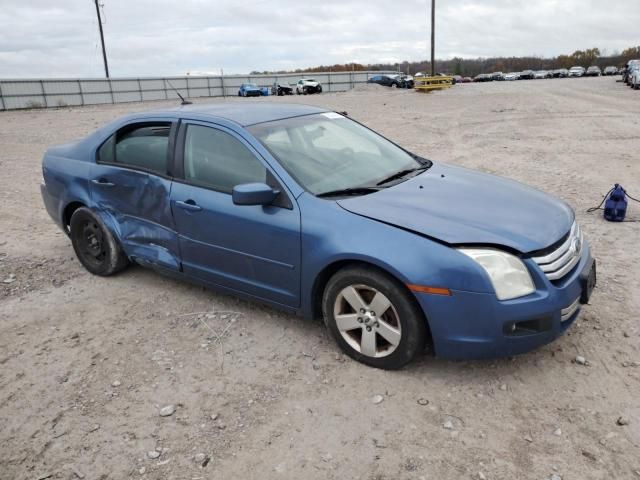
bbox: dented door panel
[89,164,180,270]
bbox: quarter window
[184,125,266,192]
[98,122,171,175]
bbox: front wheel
[322,266,427,369]
[70,207,129,276]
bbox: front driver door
[170,121,301,308]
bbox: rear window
[98,123,171,175]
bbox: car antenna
[166,80,192,105]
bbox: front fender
[297,194,493,318]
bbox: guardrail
[414,76,454,92]
[0,71,399,111]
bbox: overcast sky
[0,0,638,78]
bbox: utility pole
[94,0,110,78]
[430,0,435,76]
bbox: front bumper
[415,242,595,360]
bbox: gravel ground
[1,77,639,480]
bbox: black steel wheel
[70,207,129,276]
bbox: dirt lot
[1,77,639,480]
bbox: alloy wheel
[333,284,402,358]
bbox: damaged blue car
[41,103,596,369]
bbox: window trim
[94,120,178,179]
[174,120,293,209]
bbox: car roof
[140,103,329,127]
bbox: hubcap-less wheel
[69,207,129,276]
[333,284,401,358]
[79,220,106,268]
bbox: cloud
[0,0,638,77]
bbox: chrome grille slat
[561,296,580,322]
[532,221,583,282]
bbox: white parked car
[504,72,519,81]
[568,66,585,77]
[295,78,322,95]
[630,66,640,90]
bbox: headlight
[459,248,535,300]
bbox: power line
[94,0,109,78]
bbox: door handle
[91,178,115,187]
[175,199,202,212]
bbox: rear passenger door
[90,120,181,271]
[170,121,301,307]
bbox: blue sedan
[40,103,596,369]
[238,83,262,97]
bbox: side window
[97,122,171,175]
[184,125,266,193]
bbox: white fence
[0,71,397,110]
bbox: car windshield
[245,83,258,88]
[249,113,422,195]
[305,79,316,82]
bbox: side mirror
[232,183,278,206]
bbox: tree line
[251,46,640,77]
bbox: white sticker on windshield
[322,112,343,119]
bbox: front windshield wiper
[376,165,430,186]
[316,186,382,198]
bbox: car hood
[337,163,574,253]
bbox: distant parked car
[553,69,569,78]
[400,75,415,88]
[627,64,640,89]
[585,66,602,77]
[504,72,519,81]
[473,74,492,82]
[462,77,473,83]
[629,67,640,90]
[603,66,618,76]
[519,70,535,80]
[534,70,549,79]
[272,82,294,96]
[238,83,262,97]
[622,60,640,84]
[568,66,585,77]
[367,74,411,88]
[296,78,322,95]
[491,72,505,81]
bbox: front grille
[532,221,583,281]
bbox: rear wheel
[70,207,128,276]
[322,266,427,369]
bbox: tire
[70,207,129,276]
[322,265,427,369]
